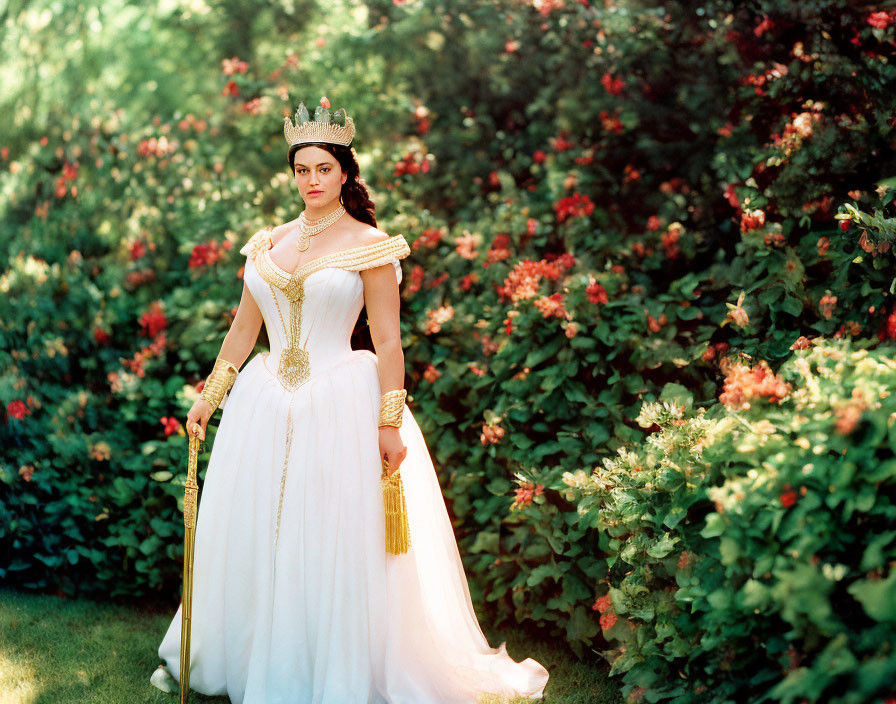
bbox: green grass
[0,587,620,704]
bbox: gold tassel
[381,458,410,555]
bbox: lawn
[0,587,620,704]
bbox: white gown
[157,227,550,704]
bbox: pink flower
[222,57,248,75]
[454,234,479,260]
[533,292,569,319]
[424,305,454,334]
[719,359,792,410]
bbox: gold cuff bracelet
[378,388,407,428]
[200,357,239,412]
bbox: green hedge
[551,338,896,703]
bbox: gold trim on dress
[241,227,410,391]
[239,227,413,556]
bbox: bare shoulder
[270,218,298,244]
[350,223,392,248]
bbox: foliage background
[2,1,896,702]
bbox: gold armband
[200,357,239,412]
[378,389,407,428]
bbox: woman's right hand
[186,399,213,441]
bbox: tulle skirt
[157,350,549,704]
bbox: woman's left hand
[379,426,407,475]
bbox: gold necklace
[296,204,346,252]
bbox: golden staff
[180,432,201,704]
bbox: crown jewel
[284,97,355,148]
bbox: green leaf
[701,512,726,538]
[647,533,678,558]
[848,572,896,623]
[565,605,599,643]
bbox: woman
[151,97,550,703]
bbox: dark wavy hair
[287,142,377,227]
[287,142,385,354]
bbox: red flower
[740,208,766,233]
[93,327,111,345]
[554,193,595,223]
[496,257,576,302]
[320,96,330,109]
[7,400,27,420]
[139,301,167,338]
[868,11,893,29]
[600,610,618,630]
[881,303,896,341]
[160,416,182,437]
[532,150,547,163]
[189,240,224,269]
[753,15,773,37]
[600,72,625,96]
[130,241,146,260]
[586,279,609,305]
[592,594,612,613]
[780,485,798,508]
[599,110,624,135]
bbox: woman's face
[292,146,347,209]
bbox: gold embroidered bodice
[240,226,411,391]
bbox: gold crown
[284,99,355,148]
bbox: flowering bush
[554,339,896,703]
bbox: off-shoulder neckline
[260,226,406,280]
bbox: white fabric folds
[156,232,549,703]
